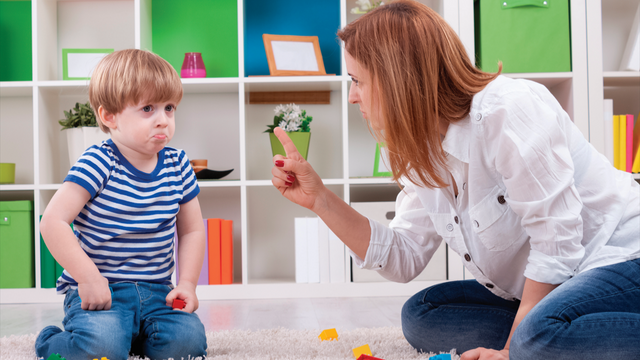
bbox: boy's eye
[165,105,174,112]
[142,105,152,112]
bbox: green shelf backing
[152,0,238,78]
[0,0,32,81]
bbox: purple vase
[181,52,206,78]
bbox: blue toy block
[429,354,451,360]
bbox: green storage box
[475,0,571,73]
[0,200,34,288]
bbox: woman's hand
[460,348,509,360]
[271,127,326,212]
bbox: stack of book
[603,100,640,173]
[294,217,346,284]
[176,218,234,285]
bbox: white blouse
[351,75,640,300]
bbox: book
[221,219,233,284]
[307,217,320,283]
[328,229,346,283]
[603,99,614,165]
[614,115,621,170]
[626,114,634,172]
[207,218,222,285]
[317,218,331,284]
[294,218,308,283]
[198,219,209,285]
[620,115,627,172]
[633,112,640,173]
[619,3,640,71]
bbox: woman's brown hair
[338,0,500,188]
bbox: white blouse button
[446,223,454,232]
[473,220,479,228]
[475,113,483,121]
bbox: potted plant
[59,101,110,167]
[265,103,313,160]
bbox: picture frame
[262,34,326,76]
[62,48,114,80]
[373,143,392,177]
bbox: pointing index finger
[274,127,301,159]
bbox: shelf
[196,280,446,300]
[182,78,240,94]
[503,72,573,88]
[0,185,36,191]
[603,71,640,87]
[0,82,33,97]
[244,76,346,92]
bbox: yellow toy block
[353,344,372,359]
[318,328,339,341]
[92,358,109,360]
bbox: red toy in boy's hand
[172,298,186,309]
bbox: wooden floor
[0,296,409,337]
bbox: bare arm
[40,181,112,310]
[166,196,206,313]
[270,127,371,259]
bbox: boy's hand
[77,275,112,311]
[166,281,199,313]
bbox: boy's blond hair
[89,49,183,133]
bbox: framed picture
[62,49,114,80]
[262,34,326,76]
[373,143,392,177]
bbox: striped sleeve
[178,150,200,204]
[64,146,112,199]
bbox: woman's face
[345,51,382,130]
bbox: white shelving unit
[0,0,633,304]
[586,0,640,156]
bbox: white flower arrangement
[351,0,384,14]
[265,103,313,133]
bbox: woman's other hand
[271,127,326,212]
[460,348,509,360]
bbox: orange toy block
[352,344,372,359]
[357,355,385,360]
[318,328,339,341]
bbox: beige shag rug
[1,327,459,360]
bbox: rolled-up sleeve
[492,87,585,285]
[349,183,443,283]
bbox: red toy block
[357,355,385,360]
[172,298,186,309]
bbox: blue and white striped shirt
[56,139,200,294]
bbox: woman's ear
[98,106,117,131]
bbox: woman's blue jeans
[401,258,640,359]
[35,282,207,360]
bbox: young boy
[36,49,208,359]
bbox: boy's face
[107,99,177,158]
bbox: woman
[270,1,640,359]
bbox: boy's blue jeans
[35,282,207,360]
[401,258,640,359]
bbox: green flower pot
[269,132,311,160]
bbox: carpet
[1,327,459,360]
